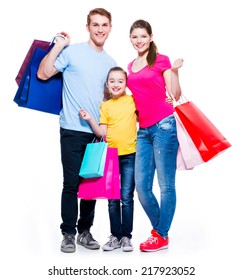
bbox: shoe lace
[81,230,96,243]
[64,234,75,245]
[107,235,118,246]
[145,235,158,245]
[121,237,131,247]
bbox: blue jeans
[60,128,96,235]
[135,115,178,238]
[108,153,135,240]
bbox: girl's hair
[129,19,158,67]
[106,66,127,82]
[103,67,127,101]
[87,8,112,25]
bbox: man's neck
[88,40,104,52]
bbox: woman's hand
[171,58,184,71]
[166,96,174,105]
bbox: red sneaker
[140,229,169,252]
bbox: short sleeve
[54,46,69,73]
[155,54,172,72]
[99,103,108,125]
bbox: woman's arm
[164,58,183,101]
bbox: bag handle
[92,135,106,143]
[48,34,66,51]
[52,34,66,44]
[168,91,188,107]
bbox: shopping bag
[13,40,62,115]
[79,140,108,178]
[174,112,204,170]
[174,97,231,162]
[15,39,50,86]
[78,147,121,199]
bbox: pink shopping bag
[78,147,120,199]
[174,112,204,170]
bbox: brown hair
[103,67,127,101]
[130,19,158,67]
[87,8,112,25]
[106,66,127,82]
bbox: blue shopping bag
[79,140,108,178]
[13,41,62,115]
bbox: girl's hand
[79,109,91,120]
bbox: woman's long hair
[130,19,158,67]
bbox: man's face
[86,14,112,48]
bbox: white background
[1,0,242,279]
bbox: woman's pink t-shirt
[127,54,174,128]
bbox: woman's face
[130,27,152,54]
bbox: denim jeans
[135,115,178,238]
[60,128,96,235]
[108,153,135,240]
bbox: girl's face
[106,71,126,98]
[130,27,152,54]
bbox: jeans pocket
[157,115,176,133]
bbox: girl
[80,67,137,252]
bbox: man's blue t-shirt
[54,42,116,133]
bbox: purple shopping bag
[15,39,50,86]
[78,147,120,200]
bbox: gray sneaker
[102,235,121,251]
[77,230,100,250]
[61,233,76,253]
[120,236,133,252]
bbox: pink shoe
[140,229,169,252]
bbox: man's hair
[87,8,112,25]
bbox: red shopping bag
[15,39,50,86]
[78,147,120,199]
[174,100,231,162]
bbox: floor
[2,138,242,279]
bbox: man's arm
[37,32,70,80]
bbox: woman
[127,19,183,252]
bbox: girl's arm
[79,109,107,138]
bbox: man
[37,8,116,253]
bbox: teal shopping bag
[79,140,108,178]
